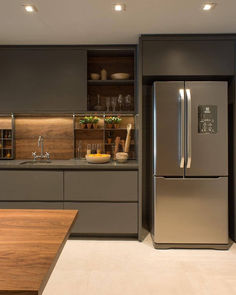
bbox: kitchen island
[0,209,77,295]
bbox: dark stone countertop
[0,159,139,170]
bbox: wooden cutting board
[0,209,78,295]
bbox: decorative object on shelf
[116,152,128,163]
[79,119,87,129]
[111,96,117,112]
[125,94,132,111]
[107,131,112,144]
[105,117,113,129]
[124,123,132,153]
[92,116,100,129]
[84,116,93,129]
[113,116,122,128]
[111,73,130,80]
[101,68,107,80]
[94,94,105,111]
[106,96,111,112]
[6,151,11,158]
[85,153,111,164]
[90,73,100,80]
[117,94,124,111]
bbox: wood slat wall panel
[0,117,12,129]
[15,117,74,159]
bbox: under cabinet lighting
[202,3,216,10]
[113,3,126,12]
[24,4,38,13]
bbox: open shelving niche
[0,114,14,160]
[87,49,136,113]
[73,114,136,160]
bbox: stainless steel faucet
[32,136,50,160]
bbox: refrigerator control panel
[198,105,217,134]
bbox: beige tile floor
[43,235,236,295]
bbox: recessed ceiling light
[113,3,126,12]
[23,4,38,13]
[202,3,216,11]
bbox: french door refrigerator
[152,81,229,249]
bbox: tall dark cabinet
[139,34,236,243]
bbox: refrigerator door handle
[186,88,192,168]
[179,89,185,168]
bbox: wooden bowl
[111,73,130,80]
[90,73,100,80]
[86,154,111,164]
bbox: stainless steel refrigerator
[152,81,229,249]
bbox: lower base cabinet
[0,202,63,209]
[64,202,138,235]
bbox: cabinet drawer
[0,202,63,209]
[64,202,138,235]
[0,171,63,201]
[64,171,138,201]
[143,40,235,76]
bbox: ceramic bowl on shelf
[90,73,100,80]
[111,73,130,80]
[115,152,128,163]
[86,154,111,164]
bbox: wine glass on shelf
[117,94,123,112]
[106,97,110,112]
[125,94,132,111]
[111,96,117,112]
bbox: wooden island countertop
[0,209,78,295]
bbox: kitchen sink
[19,160,52,165]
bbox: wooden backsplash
[15,117,74,159]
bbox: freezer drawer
[153,177,228,245]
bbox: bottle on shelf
[97,144,102,154]
[86,144,91,155]
[77,141,83,159]
[101,68,107,80]
[91,144,97,154]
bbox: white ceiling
[0,0,236,45]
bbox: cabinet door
[64,202,138,235]
[0,48,87,113]
[143,40,235,76]
[64,171,138,201]
[0,202,63,209]
[0,171,63,201]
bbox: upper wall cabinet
[142,40,235,76]
[0,48,87,113]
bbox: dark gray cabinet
[64,171,138,201]
[0,48,87,113]
[142,40,235,76]
[0,202,63,209]
[64,202,138,235]
[0,171,63,201]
